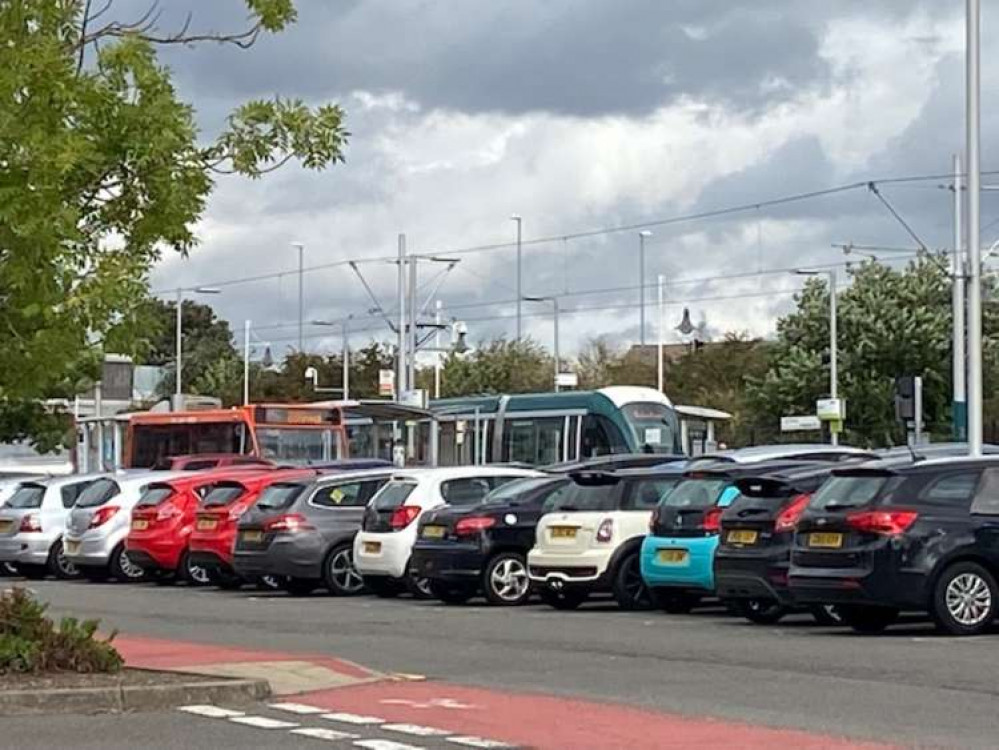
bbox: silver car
[64,471,186,582]
[0,475,99,579]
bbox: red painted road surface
[119,634,895,750]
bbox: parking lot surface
[12,579,999,749]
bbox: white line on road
[322,712,387,725]
[269,702,327,714]
[354,741,426,750]
[177,705,245,719]
[291,727,362,741]
[228,716,300,729]
[447,737,516,749]
[382,723,451,737]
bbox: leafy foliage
[0,588,122,674]
[440,339,554,396]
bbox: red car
[188,468,316,588]
[155,454,275,471]
[125,466,272,584]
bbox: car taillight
[701,507,723,534]
[227,503,249,521]
[845,509,919,536]
[454,516,496,536]
[88,506,119,529]
[263,514,314,533]
[596,518,614,543]
[19,514,41,533]
[774,493,812,533]
[390,505,421,530]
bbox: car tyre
[366,577,402,598]
[538,587,589,610]
[406,570,434,600]
[48,539,80,580]
[930,561,998,637]
[180,551,210,586]
[839,605,899,634]
[730,598,787,625]
[323,544,367,596]
[428,580,474,605]
[611,552,654,611]
[482,552,532,606]
[110,544,147,583]
[280,577,319,596]
[255,575,284,591]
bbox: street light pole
[953,153,967,440]
[512,215,523,341]
[639,231,652,345]
[243,319,251,406]
[397,234,407,397]
[966,0,983,456]
[434,300,443,399]
[292,242,305,352]
[175,288,183,398]
[342,316,350,401]
[657,274,665,393]
[523,295,560,391]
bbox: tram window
[504,418,564,465]
[581,415,630,458]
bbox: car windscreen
[483,477,561,505]
[254,483,306,512]
[201,484,247,507]
[659,478,729,509]
[6,484,46,509]
[545,483,619,512]
[372,481,417,510]
[135,485,176,508]
[75,478,120,508]
[808,473,895,511]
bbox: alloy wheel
[489,558,529,602]
[946,572,993,627]
[119,550,145,580]
[55,550,78,578]
[621,556,652,608]
[187,561,210,585]
[327,548,365,594]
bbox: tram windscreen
[621,403,680,454]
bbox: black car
[232,469,392,596]
[715,462,862,624]
[410,476,570,605]
[789,457,999,635]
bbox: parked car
[0,475,98,580]
[685,444,876,471]
[154,454,275,471]
[543,454,685,473]
[64,471,187,582]
[233,468,394,596]
[789,456,999,636]
[528,464,687,610]
[125,466,272,585]
[411,476,571,605]
[188,468,316,589]
[641,459,822,613]
[354,466,543,598]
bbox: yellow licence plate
[809,532,844,549]
[363,541,382,554]
[65,540,81,555]
[241,530,264,543]
[550,526,577,539]
[131,519,149,531]
[727,529,758,545]
[196,518,218,532]
[422,525,446,539]
[0,520,13,534]
[657,548,688,564]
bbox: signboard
[781,415,822,432]
[555,372,578,388]
[815,398,845,421]
[378,369,395,397]
[399,389,427,408]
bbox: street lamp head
[522,295,547,303]
[510,214,522,222]
[792,269,819,277]
[193,286,222,294]
[291,242,305,250]
[310,319,336,327]
[639,230,653,238]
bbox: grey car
[232,469,393,596]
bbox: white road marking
[269,702,327,714]
[177,705,245,718]
[291,728,361,741]
[228,716,300,729]
[380,697,478,710]
[353,741,426,750]
[322,712,386,725]
[448,737,516,749]
[382,723,451,737]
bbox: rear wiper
[821,502,857,511]
[556,505,580,512]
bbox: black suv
[411,476,570,606]
[789,457,999,635]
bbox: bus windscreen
[131,422,252,468]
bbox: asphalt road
[13,579,999,749]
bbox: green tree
[0,0,348,450]
[440,338,553,397]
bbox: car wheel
[611,552,654,611]
[656,590,700,614]
[110,544,147,583]
[209,568,244,590]
[366,577,402,598]
[47,540,81,580]
[931,561,998,636]
[1,562,17,576]
[538,586,589,610]
[810,604,845,626]
[181,551,211,586]
[280,577,319,596]
[255,575,284,591]
[428,580,475,605]
[323,544,366,596]
[732,598,787,625]
[839,605,899,634]
[406,570,434,600]
[483,552,531,606]
[15,563,48,580]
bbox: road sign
[555,372,578,388]
[378,369,395,397]
[816,398,845,421]
[781,415,822,432]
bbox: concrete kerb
[0,670,270,717]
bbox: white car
[528,465,686,610]
[64,471,187,582]
[0,474,101,579]
[354,466,542,597]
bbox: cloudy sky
[139,1,993,360]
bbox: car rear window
[624,478,682,510]
[75,478,120,508]
[136,485,175,508]
[372,481,417,510]
[660,478,728,509]
[808,474,892,510]
[255,483,306,511]
[441,477,494,506]
[544,483,619,513]
[483,477,562,505]
[6,484,45,509]
[201,484,247,507]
